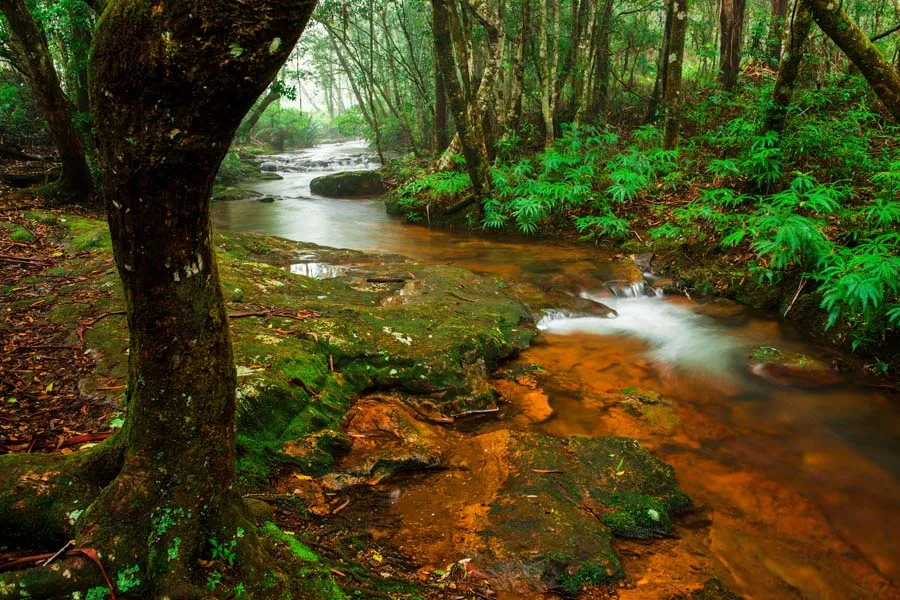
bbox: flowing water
[213,142,900,599]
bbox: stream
[213,141,900,599]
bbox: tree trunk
[504,0,529,131]
[77,0,317,596]
[539,0,560,146]
[244,87,282,136]
[589,0,616,119]
[663,0,688,149]
[802,0,900,122]
[431,0,492,208]
[762,1,814,134]
[768,0,791,66]
[0,0,94,201]
[647,1,675,122]
[718,0,747,89]
[433,33,450,153]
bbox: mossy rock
[310,170,385,197]
[682,578,744,600]
[748,345,840,387]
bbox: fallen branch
[783,278,807,317]
[448,290,476,303]
[75,311,127,345]
[228,310,271,319]
[60,432,112,448]
[0,254,51,266]
[366,277,406,283]
[445,195,476,215]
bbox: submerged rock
[327,411,691,596]
[748,345,840,387]
[310,170,385,197]
[683,578,745,600]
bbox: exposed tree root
[0,557,107,600]
[0,442,297,599]
[0,439,123,548]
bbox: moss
[548,553,621,595]
[260,522,319,562]
[7,224,36,243]
[600,493,671,538]
[56,216,111,252]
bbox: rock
[309,170,385,197]
[258,172,284,181]
[748,345,841,387]
[684,578,744,600]
[256,195,276,203]
[593,259,648,296]
[333,395,451,483]
[350,425,691,596]
[244,498,275,520]
[212,185,262,202]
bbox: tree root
[0,557,107,600]
[0,439,123,548]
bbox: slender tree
[719,0,747,89]
[0,0,94,200]
[762,0,814,133]
[767,0,791,66]
[663,0,688,149]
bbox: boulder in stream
[748,345,840,387]
[310,170,385,197]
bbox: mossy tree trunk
[430,0,495,209]
[0,1,314,598]
[802,0,900,122]
[663,0,688,149]
[762,1,814,134]
[0,0,94,200]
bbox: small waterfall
[539,294,744,374]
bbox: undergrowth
[390,75,899,358]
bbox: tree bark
[718,0,747,89]
[75,0,316,596]
[663,0,688,149]
[802,0,900,122]
[762,1,814,134]
[0,0,94,201]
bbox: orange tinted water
[213,143,900,598]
